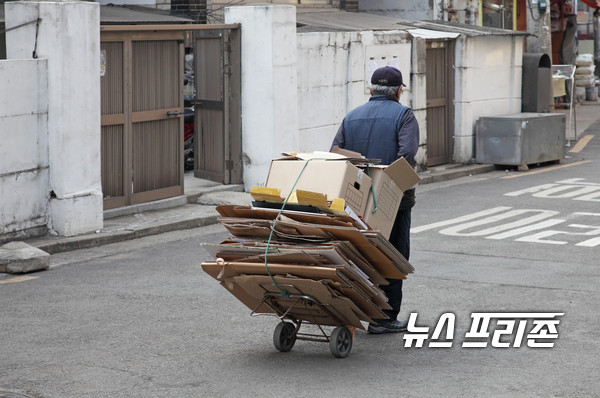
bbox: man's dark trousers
[380,207,411,320]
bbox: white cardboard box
[265,157,372,216]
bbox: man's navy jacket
[331,94,419,166]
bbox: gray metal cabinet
[476,113,566,167]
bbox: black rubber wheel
[330,326,353,358]
[273,322,296,352]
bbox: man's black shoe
[367,319,408,334]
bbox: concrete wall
[3,1,103,238]
[97,0,156,5]
[296,28,523,166]
[0,59,49,241]
[359,0,432,20]
[296,30,427,167]
[96,0,171,11]
[454,34,523,163]
[359,1,482,25]
[225,4,522,189]
[225,5,299,191]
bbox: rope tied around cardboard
[264,157,329,298]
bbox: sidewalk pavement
[22,103,600,255]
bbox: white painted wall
[359,0,432,20]
[296,28,523,166]
[296,30,427,167]
[97,0,156,6]
[224,4,523,187]
[454,35,523,163]
[4,1,103,237]
[225,5,299,191]
[0,59,49,240]
[96,0,171,11]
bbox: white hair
[371,84,401,97]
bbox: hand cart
[251,283,357,358]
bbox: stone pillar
[225,5,299,191]
[6,0,103,236]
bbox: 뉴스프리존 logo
[403,312,564,348]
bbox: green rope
[264,158,324,298]
[365,164,379,214]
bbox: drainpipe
[466,0,478,25]
[595,9,600,77]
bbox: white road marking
[411,207,511,233]
[486,218,566,240]
[413,179,600,247]
[532,185,600,198]
[439,209,559,237]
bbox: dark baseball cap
[371,66,406,87]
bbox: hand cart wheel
[273,321,296,352]
[329,326,353,358]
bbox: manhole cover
[0,391,37,398]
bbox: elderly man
[331,66,419,334]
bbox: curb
[103,184,245,220]
[186,184,245,204]
[35,213,219,255]
[418,164,496,184]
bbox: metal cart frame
[250,283,355,358]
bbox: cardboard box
[362,157,421,239]
[265,158,372,216]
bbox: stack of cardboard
[202,205,412,330]
[201,151,421,330]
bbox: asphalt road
[1,134,600,397]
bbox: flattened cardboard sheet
[218,281,276,315]
[216,205,361,228]
[235,252,322,266]
[329,146,381,165]
[231,275,368,329]
[274,217,332,239]
[318,225,407,279]
[331,241,388,286]
[202,261,340,282]
[202,240,388,286]
[201,261,389,319]
[364,232,415,275]
[212,218,408,279]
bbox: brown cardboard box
[363,157,421,239]
[265,158,372,216]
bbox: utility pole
[525,1,552,60]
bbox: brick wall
[171,0,207,23]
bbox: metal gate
[426,40,455,167]
[193,27,242,184]
[100,28,185,210]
